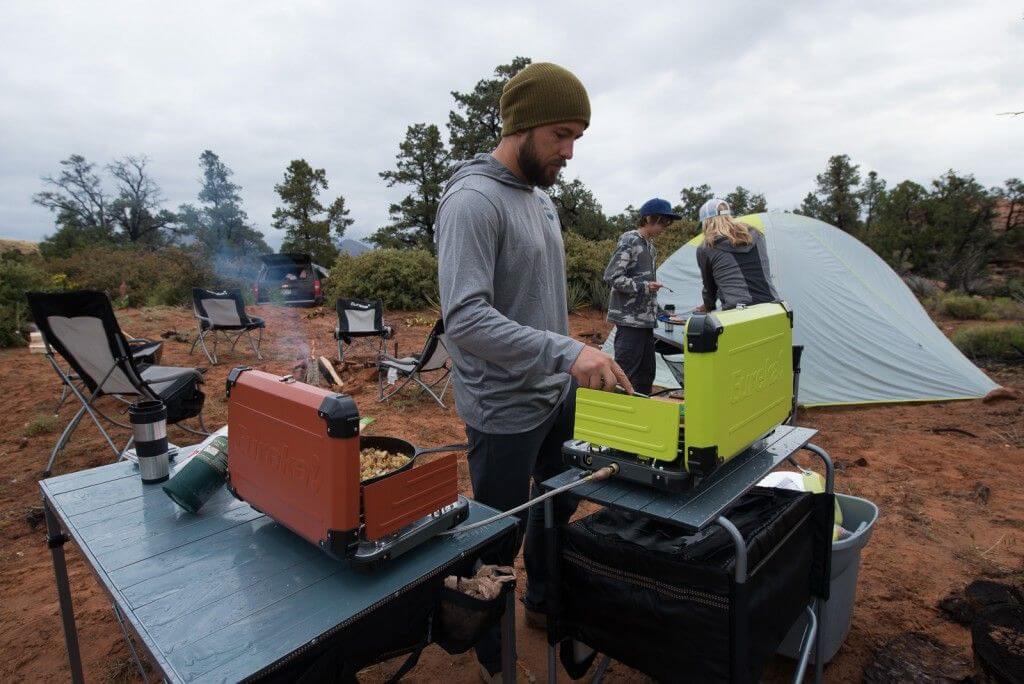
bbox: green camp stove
[564,302,795,491]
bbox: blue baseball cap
[698,198,731,223]
[638,198,682,221]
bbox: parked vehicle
[254,254,328,306]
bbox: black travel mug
[129,400,170,484]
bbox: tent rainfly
[605,212,999,407]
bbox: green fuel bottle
[162,435,229,514]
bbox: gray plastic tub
[777,493,879,663]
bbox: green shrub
[23,414,60,437]
[587,276,611,311]
[326,249,438,310]
[941,294,991,320]
[0,255,53,347]
[46,245,215,308]
[567,280,590,312]
[564,232,615,284]
[940,294,1024,321]
[951,324,1024,360]
[988,297,1024,320]
[563,232,617,311]
[653,220,700,266]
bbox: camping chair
[190,288,265,364]
[26,290,208,476]
[334,298,393,363]
[377,319,452,408]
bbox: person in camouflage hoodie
[603,198,681,394]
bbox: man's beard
[517,132,564,188]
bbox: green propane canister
[163,436,228,514]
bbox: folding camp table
[541,425,833,684]
[40,456,518,683]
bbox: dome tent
[605,212,998,406]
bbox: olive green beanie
[500,62,590,136]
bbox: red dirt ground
[1,304,1021,682]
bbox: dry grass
[0,238,39,254]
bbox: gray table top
[40,459,515,683]
[542,425,817,532]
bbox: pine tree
[272,159,352,266]
[371,124,451,251]
[859,170,887,232]
[447,57,532,160]
[799,154,863,235]
[178,150,268,256]
[549,178,616,240]
[677,184,714,220]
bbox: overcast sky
[2,1,1021,248]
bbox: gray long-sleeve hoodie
[695,231,780,311]
[435,154,585,434]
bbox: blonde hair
[702,213,754,248]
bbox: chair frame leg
[379,367,452,409]
[414,378,448,408]
[379,372,416,402]
[54,365,80,414]
[196,328,217,365]
[43,355,123,475]
[246,328,264,360]
[189,325,202,357]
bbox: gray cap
[698,198,731,222]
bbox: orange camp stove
[224,367,468,568]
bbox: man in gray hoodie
[436,62,630,679]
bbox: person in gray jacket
[435,62,631,681]
[695,198,780,311]
[604,197,680,394]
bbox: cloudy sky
[2,1,1021,248]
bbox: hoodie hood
[711,233,759,254]
[444,153,534,193]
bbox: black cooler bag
[558,487,832,683]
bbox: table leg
[544,497,557,684]
[803,443,834,684]
[716,515,748,684]
[792,601,818,684]
[500,586,517,683]
[44,499,84,684]
[113,603,149,683]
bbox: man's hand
[692,304,707,313]
[570,346,633,394]
[646,281,664,293]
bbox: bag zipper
[563,550,729,610]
